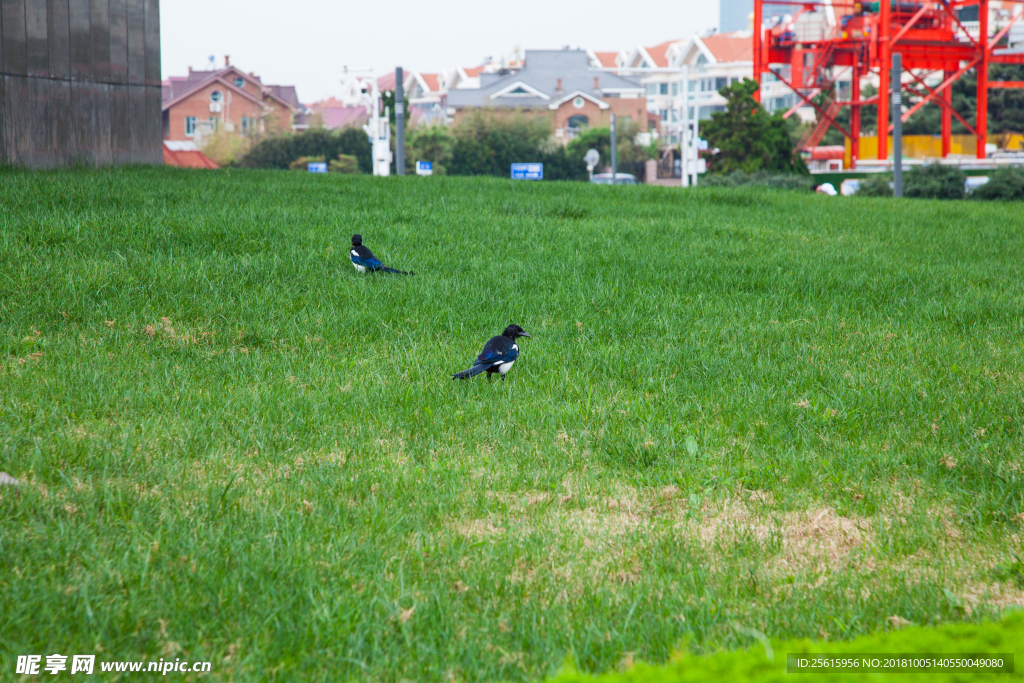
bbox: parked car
[590,173,637,185]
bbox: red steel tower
[752,0,1024,164]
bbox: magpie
[349,234,413,275]
[452,324,530,382]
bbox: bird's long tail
[452,364,487,380]
[381,266,414,275]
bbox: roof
[701,31,753,62]
[419,73,441,92]
[592,51,620,68]
[163,141,219,169]
[266,85,300,109]
[377,71,414,92]
[307,101,369,129]
[162,66,301,113]
[643,40,679,68]
[447,49,643,110]
[462,66,485,77]
[162,74,265,111]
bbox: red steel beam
[989,7,1024,48]
[904,71,978,136]
[768,68,852,139]
[989,80,1024,87]
[754,0,763,103]
[879,0,891,161]
[890,4,932,45]
[900,58,980,122]
[978,0,989,158]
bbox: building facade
[162,61,302,144]
[1,0,162,167]
[446,49,646,137]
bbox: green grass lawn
[1,167,1022,682]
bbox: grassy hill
[1,168,1022,681]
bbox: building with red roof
[162,57,306,145]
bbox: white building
[617,31,807,146]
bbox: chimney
[224,55,230,67]
[556,78,562,94]
[188,66,192,72]
[593,76,600,92]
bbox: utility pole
[395,67,405,175]
[892,53,902,197]
[610,114,617,185]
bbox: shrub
[856,174,894,197]
[328,154,360,174]
[408,125,456,175]
[970,165,1024,201]
[200,130,252,166]
[239,128,372,173]
[288,156,325,171]
[446,112,589,181]
[701,170,814,190]
[904,163,965,200]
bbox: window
[185,116,197,136]
[241,117,255,135]
[659,83,668,95]
[234,77,245,88]
[208,116,219,131]
[210,90,223,102]
[671,83,678,96]
[715,77,727,90]
[661,110,668,121]
[696,54,708,66]
[647,83,657,96]
[567,114,589,129]
[572,96,585,109]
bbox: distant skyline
[160,0,720,103]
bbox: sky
[160,0,720,103]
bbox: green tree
[702,79,806,174]
[564,119,655,179]
[407,125,456,175]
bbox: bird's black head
[503,324,530,339]
[351,234,363,246]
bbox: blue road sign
[511,163,543,180]
[308,162,328,173]
[416,161,433,176]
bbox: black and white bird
[452,324,530,382]
[349,234,413,275]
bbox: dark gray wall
[1,0,161,167]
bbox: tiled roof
[163,141,219,169]
[377,71,414,92]
[307,102,369,129]
[593,51,619,67]
[462,66,485,77]
[419,73,441,92]
[447,49,642,109]
[644,39,680,67]
[702,31,753,62]
[266,85,301,109]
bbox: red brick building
[162,59,303,143]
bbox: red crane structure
[751,0,1024,165]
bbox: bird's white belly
[352,262,366,273]
[498,359,515,375]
